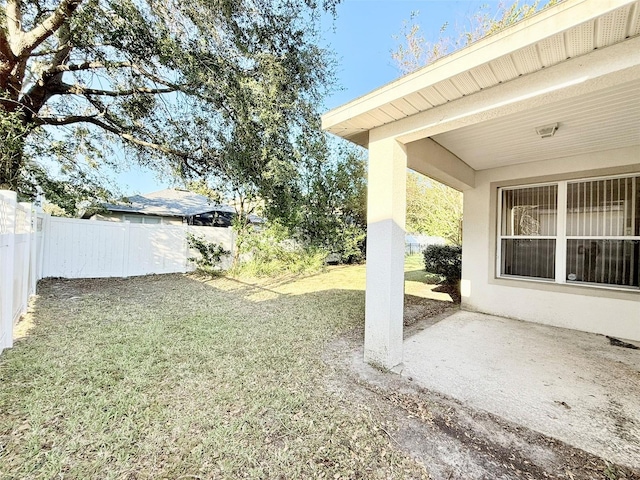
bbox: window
[123,215,162,224]
[498,174,639,290]
[500,184,557,280]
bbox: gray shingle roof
[104,189,235,217]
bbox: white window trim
[123,214,164,225]
[497,173,640,292]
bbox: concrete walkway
[400,310,640,470]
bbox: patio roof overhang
[322,0,640,175]
[323,0,640,369]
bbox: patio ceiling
[322,0,640,170]
[432,78,640,170]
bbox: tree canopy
[406,171,462,246]
[1,0,339,214]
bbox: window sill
[492,275,640,300]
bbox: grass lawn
[0,261,446,479]
[404,255,451,302]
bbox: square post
[364,137,407,368]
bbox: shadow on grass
[404,268,442,284]
[0,273,463,479]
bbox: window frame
[123,214,164,225]
[496,173,639,291]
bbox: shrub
[422,244,462,285]
[187,234,230,273]
[231,222,327,277]
[326,225,366,264]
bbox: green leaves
[1,0,338,213]
[295,138,367,263]
[406,172,462,246]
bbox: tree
[406,171,462,245]
[0,0,339,212]
[392,0,560,75]
[297,136,367,262]
[190,133,368,265]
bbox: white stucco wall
[461,146,640,341]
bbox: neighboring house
[84,188,262,227]
[323,0,640,368]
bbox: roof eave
[321,0,638,143]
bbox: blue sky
[320,0,494,110]
[114,0,497,195]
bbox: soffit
[322,0,640,147]
[430,79,640,171]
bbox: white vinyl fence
[41,218,234,278]
[0,189,235,354]
[1,191,37,351]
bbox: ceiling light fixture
[535,123,559,138]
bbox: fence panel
[0,191,17,350]
[126,224,189,276]
[42,218,236,279]
[43,217,128,278]
[12,203,33,324]
[187,225,235,270]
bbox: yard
[0,259,452,479]
[1,259,637,479]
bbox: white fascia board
[374,35,640,143]
[321,0,636,133]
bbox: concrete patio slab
[400,310,640,470]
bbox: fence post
[184,225,190,273]
[0,191,17,350]
[29,207,38,295]
[39,213,51,279]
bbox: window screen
[566,176,639,288]
[500,185,557,280]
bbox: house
[84,188,262,227]
[322,0,640,368]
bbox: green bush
[327,225,366,264]
[187,234,230,273]
[231,222,327,277]
[422,244,462,285]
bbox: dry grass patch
[0,267,439,479]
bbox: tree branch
[130,64,181,88]
[22,0,84,56]
[19,21,72,115]
[51,60,132,73]
[5,0,24,54]
[49,61,188,90]
[28,48,58,57]
[60,83,178,97]
[0,25,12,59]
[34,114,190,160]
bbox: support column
[364,137,407,368]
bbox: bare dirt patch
[403,295,458,330]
